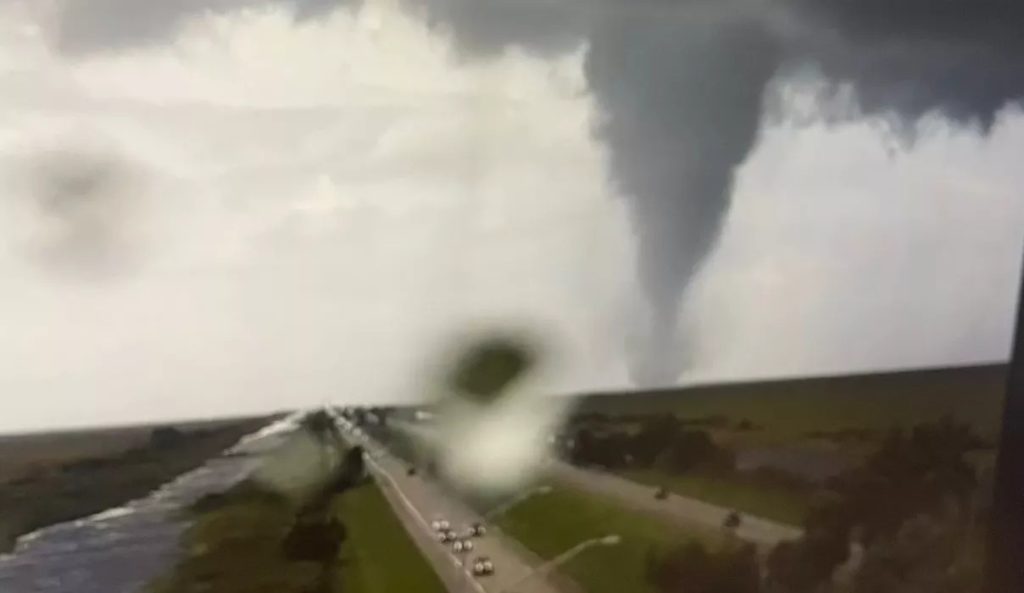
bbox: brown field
[0,416,274,553]
[0,418,260,485]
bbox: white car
[467,522,486,537]
[432,519,451,532]
[472,556,495,576]
[438,530,457,543]
[452,539,474,553]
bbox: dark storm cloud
[585,13,780,385]
[784,0,1024,128]
[53,0,362,54]
[404,0,588,57]
[400,0,1024,386]
[42,0,1024,384]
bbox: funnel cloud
[586,14,780,385]
[402,0,1024,386]
[26,0,1024,388]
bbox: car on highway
[724,510,743,530]
[472,556,495,576]
[654,487,669,500]
[438,529,457,543]
[431,519,451,532]
[452,539,474,553]
[466,522,486,537]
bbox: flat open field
[0,416,272,553]
[576,364,1007,441]
[496,484,711,593]
[0,417,271,485]
[566,364,1006,529]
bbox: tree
[659,429,735,473]
[764,418,984,593]
[341,445,366,485]
[852,511,983,593]
[302,410,341,443]
[150,426,185,448]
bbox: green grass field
[496,484,712,593]
[336,482,446,593]
[622,470,810,526]
[578,364,1007,441]
[151,481,444,593]
[150,491,322,593]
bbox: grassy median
[496,484,712,593]
[336,482,446,593]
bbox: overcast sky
[2,0,1023,432]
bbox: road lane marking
[346,430,488,593]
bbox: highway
[340,422,566,593]
[383,420,801,547]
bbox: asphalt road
[341,423,565,593]
[552,461,803,546]
[386,420,802,546]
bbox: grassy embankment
[0,417,270,553]
[151,470,444,593]
[496,484,714,593]
[338,482,446,593]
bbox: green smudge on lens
[446,335,535,404]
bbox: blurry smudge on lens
[5,137,150,280]
[413,330,573,497]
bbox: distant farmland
[576,364,1007,439]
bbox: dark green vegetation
[0,417,270,553]
[338,483,446,593]
[152,482,445,593]
[444,333,537,404]
[762,417,991,593]
[150,486,323,593]
[153,419,443,593]
[569,414,736,471]
[638,418,992,593]
[496,484,712,593]
[578,364,1006,441]
[566,364,1004,527]
[647,540,761,593]
[566,411,815,525]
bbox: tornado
[42,0,1024,383]
[402,0,1024,386]
[585,11,780,385]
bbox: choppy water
[0,414,302,593]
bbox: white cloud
[0,0,1022,431]
[0,0,629,432]
[691,109,1024,380]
